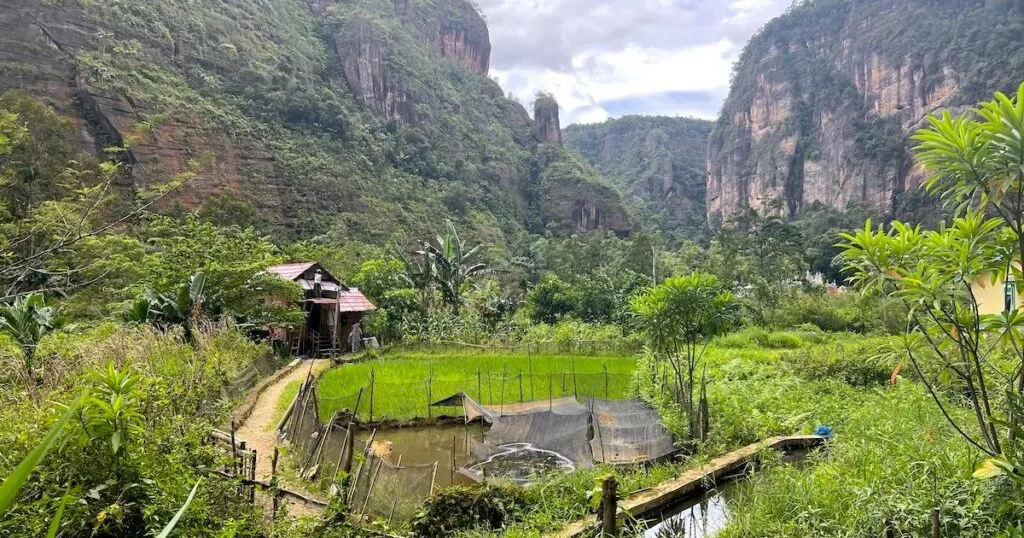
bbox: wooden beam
[548,435,825,538]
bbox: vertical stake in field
[500,368,506,416]
[271,447,280,520]
[353,387,364,421]
[528,354,535,400]
[549,374,553,411]
[477,367,482,402]
[604,362,609,399]
[519,370,524,402]
[427,364,433,419]
[368,369,375,423]
[249,449,257,503]
[571,357,578,400]
[229,417,238,476]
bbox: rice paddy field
[279,349,638,422]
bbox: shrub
[410,484,529,537]
[781,341,893,387]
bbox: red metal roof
[338,289,377,313]
[266,262,318,281]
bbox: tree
[840,82,1024,475]
[526,273,576,324]
[0,292,54,380]
[414,221,487,312]
[629,273,737,442]
[133,272,208,344]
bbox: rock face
[534,95,561,144]
[707,0,1024,227]
[563,116,712,240]
[327,0,490,124]
[0,0,622,242]
[533,104,630,235]
[0,0,282,219]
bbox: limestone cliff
[564,116,712,241]
[0,0,552,243]
[707,0,1024,227]
[532,100,630,235]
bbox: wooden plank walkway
[548,435,825,538]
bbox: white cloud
[476,0,791,125]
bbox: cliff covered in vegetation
[707,0,1024,227]
[563,116,712,242]
[0,0,626,246]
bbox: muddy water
[641,447,815,538]
[367,423,487,488]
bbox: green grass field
[286,350,638,421]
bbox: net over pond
[432,392,677,483]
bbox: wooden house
[266,262,377,357]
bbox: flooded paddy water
[368,422,487,487]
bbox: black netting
[283,381,322,467]
[221,353,283,400]
[349,453,436,524]
[589,399,677,464]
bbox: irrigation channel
[637,446,815,538]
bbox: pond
[368,422,486,487]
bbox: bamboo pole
[450,435,456,485]
[529,355,535,400]
[229,418,238,475]
[519,371,524,402]
[368,369,375,423]
[249,449,257,503]
[429,462,438,495]
[359,457,385,518]
[353,387,364,421]
[271,447,280,519]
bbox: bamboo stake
[249,449,257,503]
[271,447,280,520]
[369,369,375,423]
[229,418,238,475]
[353,387,364,421]
[529,355,535,400]
[334,423,354,481]
[358,457,385,518]
[429,462,438,495]
[450,435,456,485]
[519,370,524,402]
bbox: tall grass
[313,351,638,421]
[719,382,1010,537]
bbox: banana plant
[0,292,54,379]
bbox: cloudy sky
[475,0,793,125]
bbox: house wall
[973,263,1022,316]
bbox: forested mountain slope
[707,0,1024,228]
[0,0,629,247]
[563,116,713,243]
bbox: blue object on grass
[815,425,834,440]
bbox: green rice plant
[314,351,638,421]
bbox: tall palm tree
[414,221,487,312]
[0,292,54,379]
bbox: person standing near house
[348,322,363,352]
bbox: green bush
[776,291,902,334]
[410,484,529,538]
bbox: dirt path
[236,359,332,481]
